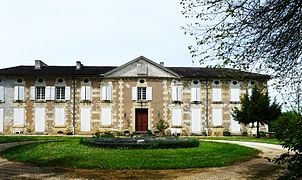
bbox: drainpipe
[205,79,209,135]
[72,77,76,135]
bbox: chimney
[35,60,48,70]
[160,62,164,66]
[76,61,83,70]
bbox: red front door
[135,109,148,132]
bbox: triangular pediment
[104,56,179,78]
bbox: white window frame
[36,86,46,100]
[101,85,112,101]
[137,87,147,100]
[14,108,24,126]
[0,86,4,102]
[172,108,182,126]
[212,108,223,126]
[101,107,112,126]
[172,86,183,102]
[81,86,91,101]
[56,87,65,100]
[191,87,201,102]
[212,88,222,102]
[55,108,65,126]
[14,86,25,101]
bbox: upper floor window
[230,80,240,102]
[212,80,222,102]
[172,86,183,102]
[36,86,46,100]
[56,87,65,100]
[132,87,152,101]
[191,87,201,102]
[101,85,112,101]
[81,86,91,101]
[14,86,25,101]
[0,86,4,102]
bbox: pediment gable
[104,56,179,78]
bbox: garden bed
[80,137,199,149]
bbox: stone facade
[0,56,269,135]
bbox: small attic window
[38,79,44,83]
[17,79,23,83]
[232,80,238,85]
[193,80,199,85]
[84,79,89,83]
[139,79,145,84]
[214,80,220,85]
[250,81,255,85]
[58,79,64,83]
[0,79,2,82]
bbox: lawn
[195,136,280,144]
[1,139,259,169]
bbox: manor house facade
[0,56,269,135]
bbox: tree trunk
[256,120,260,138]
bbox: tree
[272,111,302,178]
[181,0,302,89]
[232,86,281,138]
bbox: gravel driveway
[0,140,288,179]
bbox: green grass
[0,135,76,144]
[1,139,259,169]
[195,136,280,144]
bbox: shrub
[201,131,207,136]
[156,119,169,136]
[259,131,266,137]
[80,137,200,149]
[223,130,231,136]
[272,111,302,178]
[241,130,248,136]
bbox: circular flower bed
[80,137,199,149]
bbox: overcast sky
[0,0,197,68]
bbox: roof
[0,65,269,80]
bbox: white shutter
[50,86,55,100]
[80,108,91,131]
[55,108,65,126]
[0,109,3,132]
[172,108,182,126]
[178,86,183,101]
[191,88,197,102]
[231,115,241,133]
[248,88,252,97]
[107,85,112,101]
[0,86,4,102]
[19,86,25,101]
[172,86,177,101]
[65,86,71,100]
[14,108,24,126]
[146,87,152,100]
[14,86,19,101]
[231,88,240,102]
[86,86,91,100]
[196,87,201,102]
[45,86,51,100]
[212,108,223,126]
[101,107,112,125]
[81,86,86,100]
[191,108,201,132]
[212,88,222,102]
[35,108,45,132]
[132,87,137,101]
[30,86,35,100]
[101,86,107,100]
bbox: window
[0,86,4,102]
[14,86,25,101]
[14,108,24,126]
[81,86,91,101]
[191,87,201,102]
[55,108,65,126]
[0,109,3,132]
[36,87,45,100]
[137,87,146,100]
[132,87,152,101]
[101,85,112,101]
[212,88,222,102]
[172,86,183,101]
[230,80,240,102]
[212,108,223,126]
[172,108,182,126]
[56,87,65,100]
[101,107,112,125]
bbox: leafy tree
[181,0,302,89]
[232,86,281,138]
[272,111,302,178]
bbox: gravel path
[0,140,288,179]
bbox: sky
[0,0,196,68]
